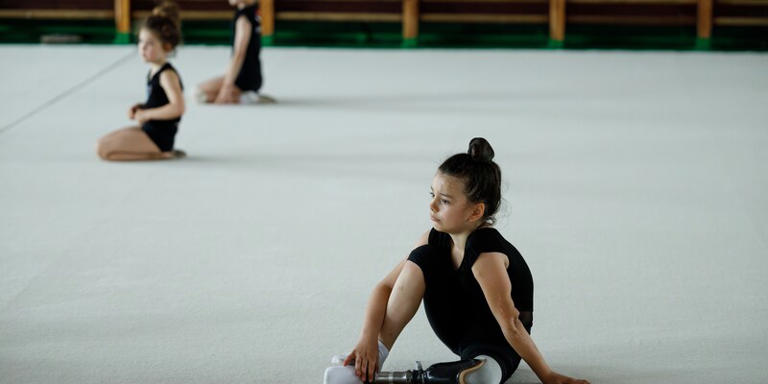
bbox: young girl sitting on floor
[324,138,590,384]
[97,1,185,161]
[196,0,274,104]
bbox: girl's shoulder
[427,227,451,248]
[471,225,502,239]
[467,227,516,256]
[150,62,178,79]
[235,4,258,20]
[157,63,183,89]
[161,62,180,75]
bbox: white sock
[464,355,502,384]
[239,91,260,104]
[194,88,208,103]
[324,340,390,384]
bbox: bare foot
[258,94,277,104]
[156,149,186,160]
[172,149,186,159]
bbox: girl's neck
[149,60,168,75]
[448,222,488,254]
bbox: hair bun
[468,137,494,162]
[152,1,180,25]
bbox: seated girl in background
[97,1,185,161]
[196,0,274,104]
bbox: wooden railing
[0,0,765,45]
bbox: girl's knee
[96,139,112,160]
[96,129,123,159]
[323,365,361,384]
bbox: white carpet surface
[1,45,767,384]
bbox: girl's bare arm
[223,15,252,87]
[343,230,430,381]
[136,70,185,121]
[473,252,590,384]
[355,230,429,344]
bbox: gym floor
[1,45,767,383]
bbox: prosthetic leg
[371,359,485,384]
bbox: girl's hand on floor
[342,337,379,383]
[214,84,240,104]
[542,371,590,384]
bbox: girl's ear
[468,202,486,223]
[163,42,173,52]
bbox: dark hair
[142,1,181,50]
[438,137,502,224]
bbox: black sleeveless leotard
[142,62,183,152]
[233,4,263,92]
[407,227,534,383]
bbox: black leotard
[141,62,183,152]
[232,4,263,92]
[407,227,534,383]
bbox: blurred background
[0,0,766,49]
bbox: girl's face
[138,29,168,63]
[429,172,484,234]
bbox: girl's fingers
[342,353,354,367]
[361,358,368,382]
[367,358,376,382]
[354,353,361,377]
